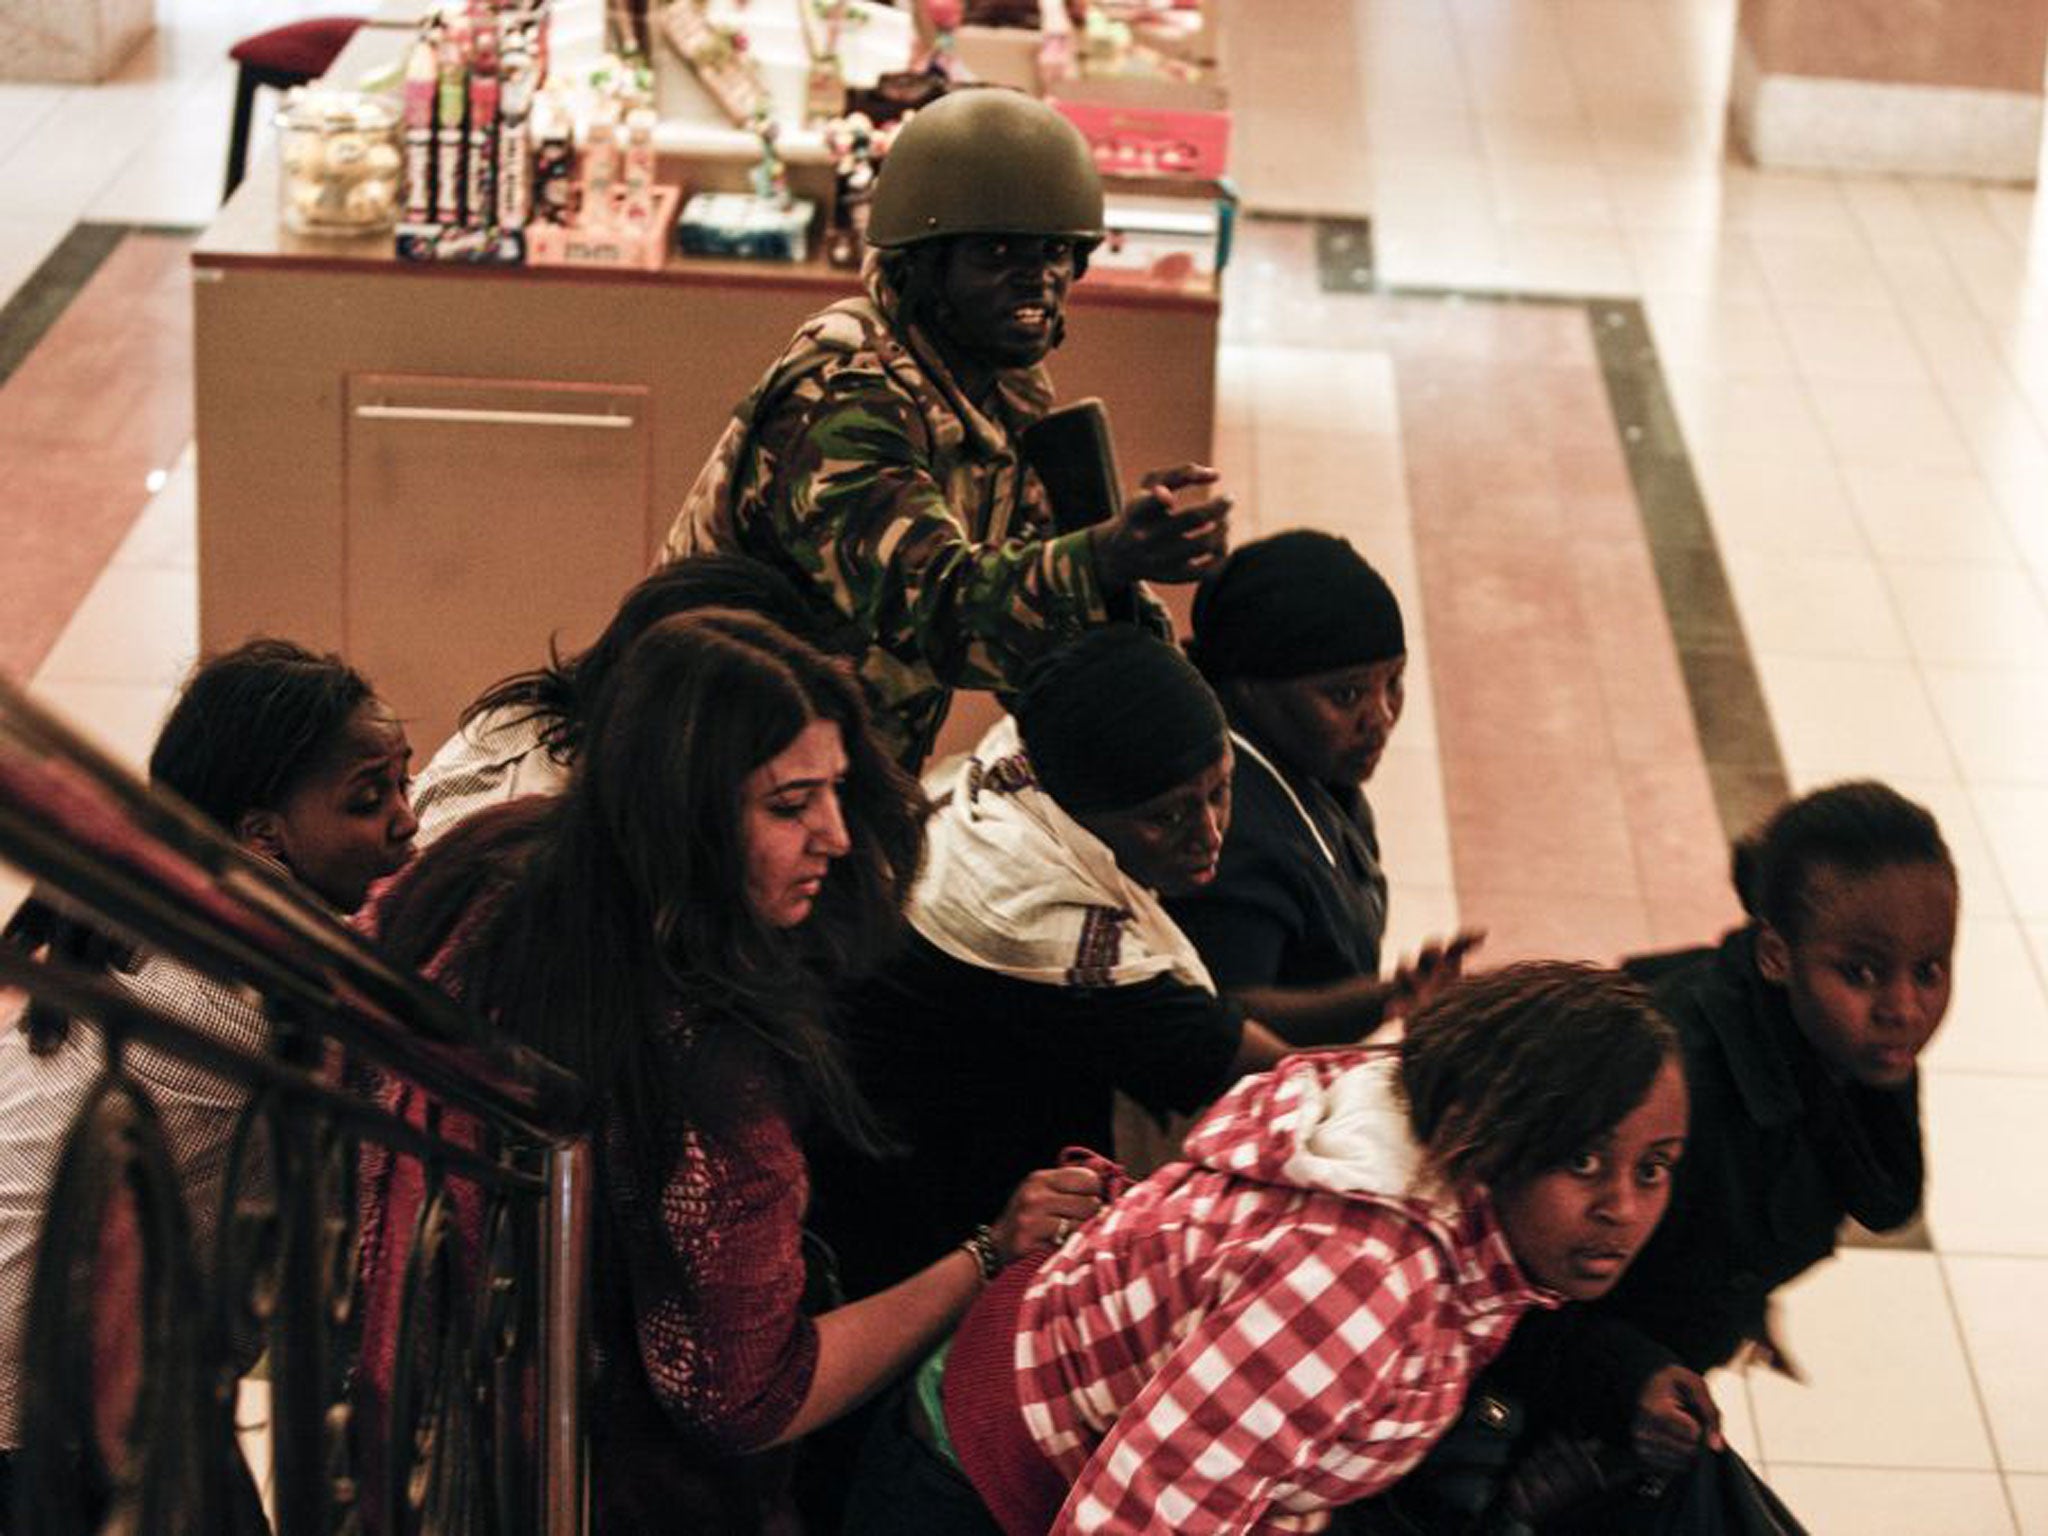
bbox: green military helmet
[866,88,1105,249]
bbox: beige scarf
[910,716,1215,993]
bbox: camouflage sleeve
[759,372,1112,693]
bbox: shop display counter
[191,6,1224,753]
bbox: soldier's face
[933,234,1078,368]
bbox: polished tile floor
[4,0,2048,1529]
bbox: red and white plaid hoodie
[945,1048,1562,1534]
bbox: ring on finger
[1053,1216,1073,1244]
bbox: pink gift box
[1048,97,1231,180]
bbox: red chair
[223,16,367,202]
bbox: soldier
[661,87,1230,769]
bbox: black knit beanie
[1188,530,1405,682]
[1014,626,1227,814]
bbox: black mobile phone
[1019,397,1123,535]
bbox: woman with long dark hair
[354,610,1100,1532]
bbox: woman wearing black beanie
[806,626,1311,1302]
[1171,529,1481,1043]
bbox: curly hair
[1399,960,1679,1193]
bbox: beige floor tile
[1374,242,1515,296]
[1380,881,1464,975]
[1724,550,1908,660]
[1845,467,2017,564]
[1606,166,1733,234]
[1754,654,1957,782]
[0,863,28,927]
[0,79,191,219]
[1719,169,1862,242]
[1837,176,1940,248]
[1923,1072,2048,1256]
[1909,179,2018,250]
[1626,224,1774,303]
[22,678,175,777]
[1944,379,2048,487]
[1750,234,1897,309]
[1641,290,1797,377]
[1878,246,1991,323]
[1451,0,1577,116]
[2012,1472,2048,1534]
[1777,302,1933,388]
[0,84,67,158]
[1945,1255,2048,1472]
[1891,563,2048,667]
[1492,224,1638,297]
[1586,103,1730,172]
[1763,1467,2015,1536]
[1710,1366,1761,1465]
[1973,785,2048,921]
[1485,153,1615,230]
[1923,916,2048,1077]
[1665,373,1833,466]
[33,565,198,691]
[1695,452,1866,557]
[109,446,199,573]
[1249,347,1400,435]
[1807,381,1979,475]
[1922,665,2048,784]
[0,211,73,309]
[1253,430,1407,545]
[85,62,241,228]
[1979,188,2039,250]
[1747,1250,1996,1469]
[1365,744,1452,892]
[1947,238,2041,328]
[1859,775,2011,920]
[1362,114,1487,174]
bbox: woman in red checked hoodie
[844,961,1691,1536]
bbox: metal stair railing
[0,673,592,1536]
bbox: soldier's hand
[1091,464,1231,588]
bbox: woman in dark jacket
[1484,779,1956,1528]
[1169,530,1479,1045]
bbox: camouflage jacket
[663,257,1156,768]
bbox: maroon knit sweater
[352,877,820,1533]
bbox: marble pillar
[1732,0,2048,182]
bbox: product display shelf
[193,47,1221,758]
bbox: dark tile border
[1314,217,1375,293]
[1584,298,1793,837]
[0,221,202,390]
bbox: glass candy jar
[276,89,402,236]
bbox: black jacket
[1494,926,1924,1440]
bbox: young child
[1489,779,1955,1525]
[0,638,416,1514]
[844,961,1690,1535]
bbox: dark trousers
[841,1387,1004,1536]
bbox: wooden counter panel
[196,244,1217,750]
